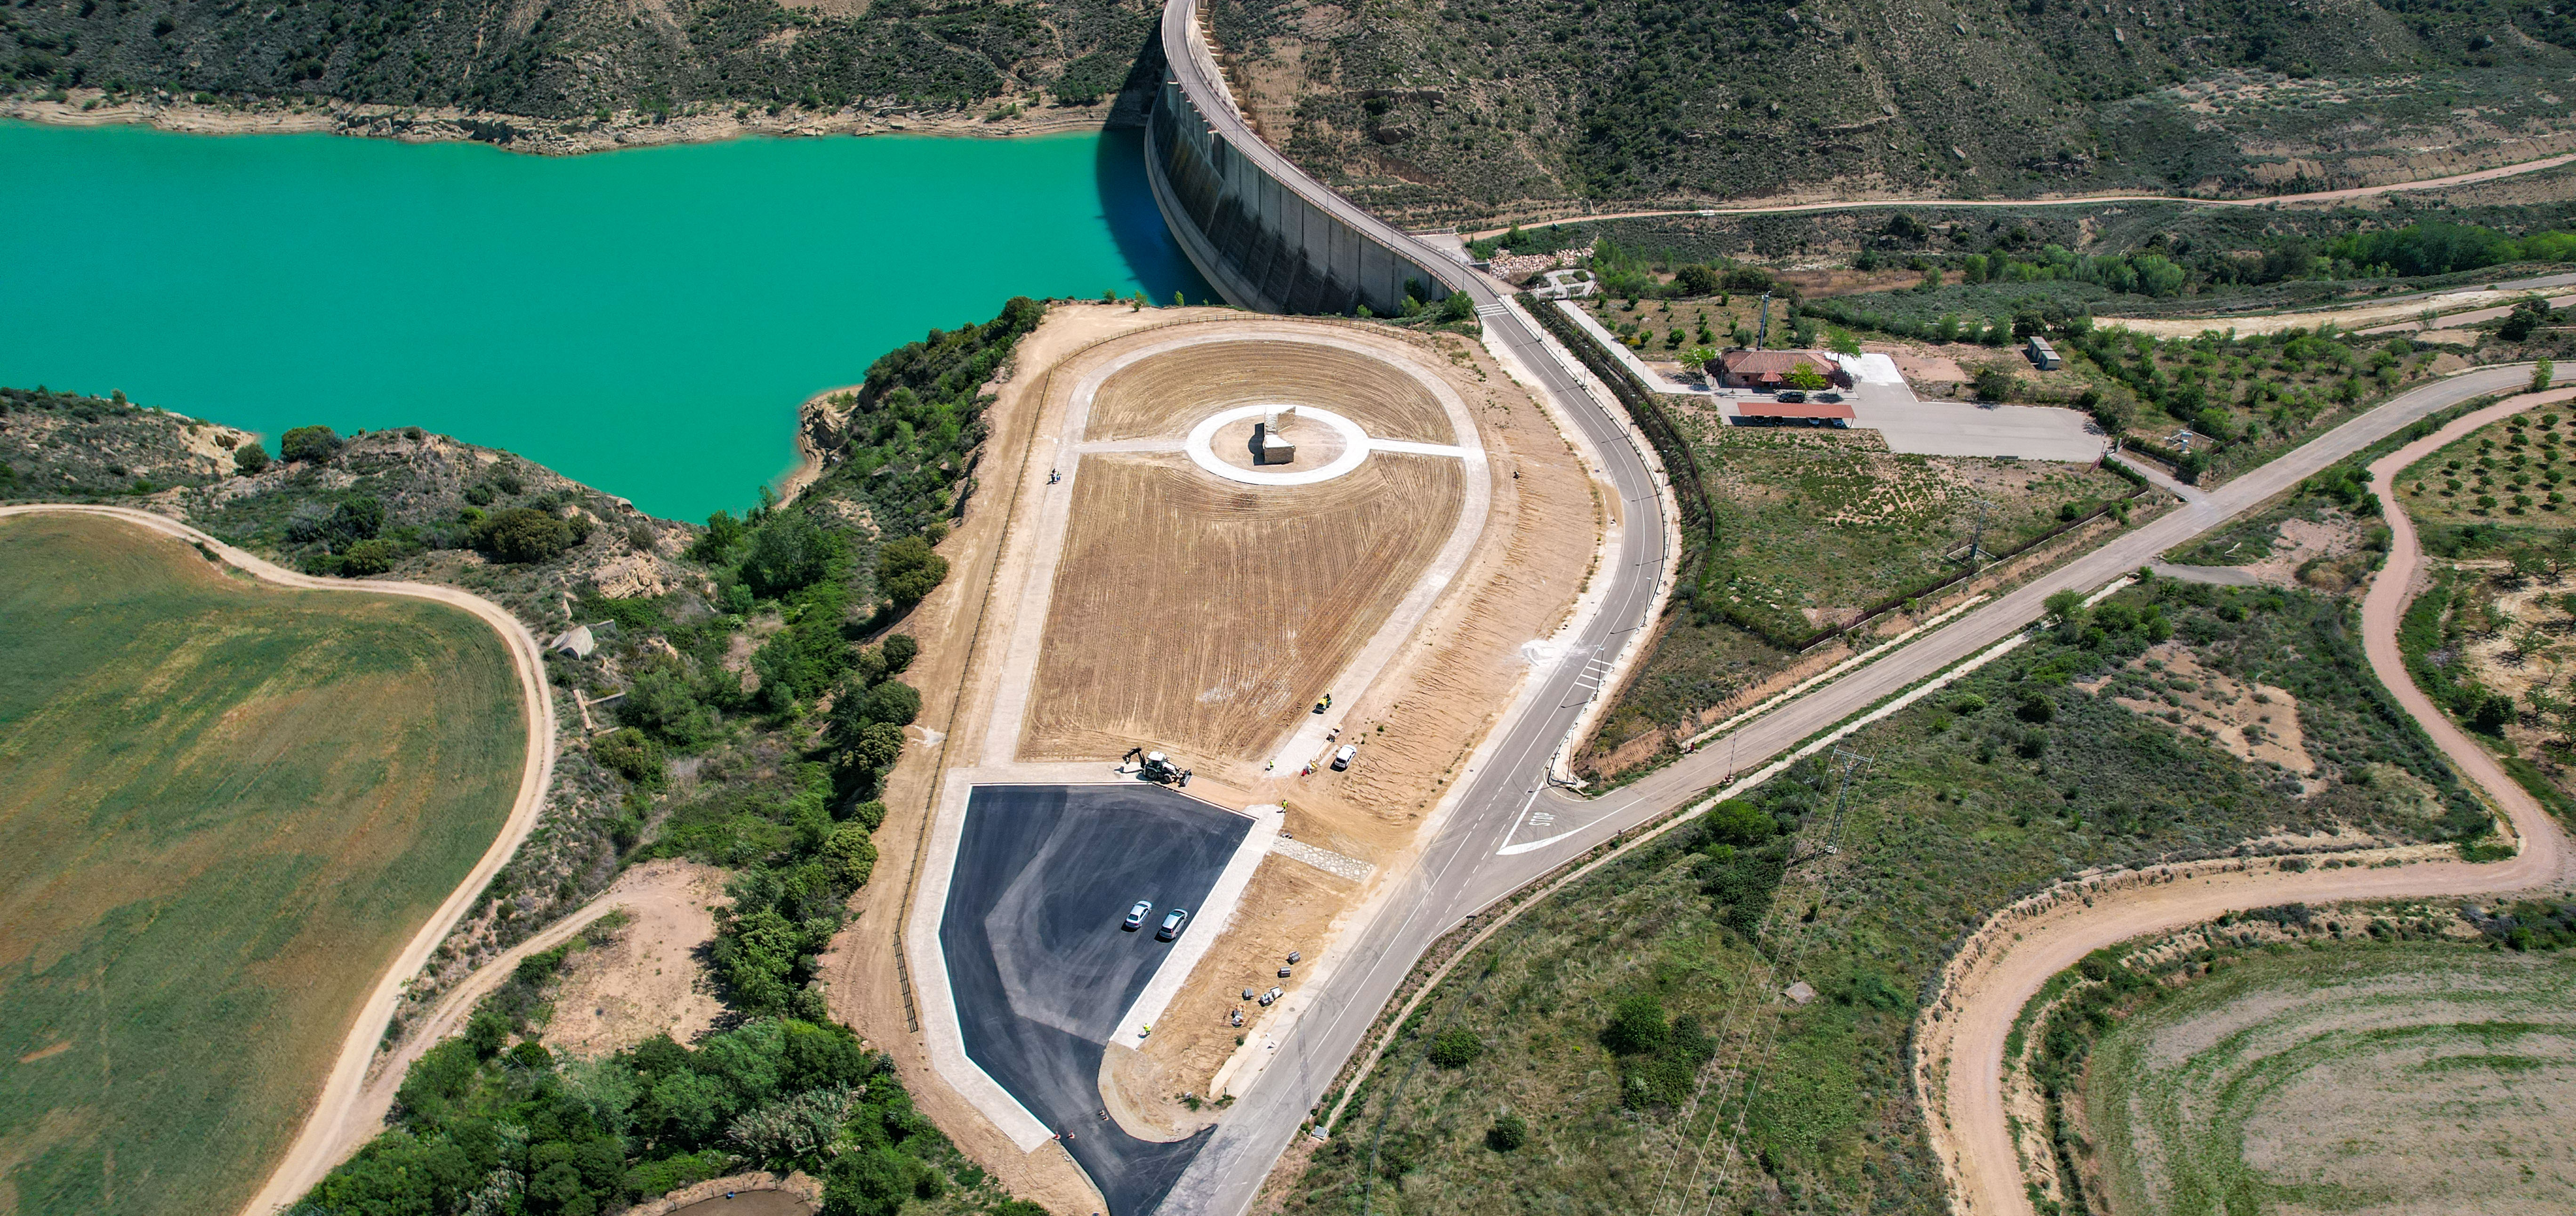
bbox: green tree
[2500,298,2551,342]
[1972,362,2016,402]
[1600,994,1669,1055]
[822,824,878,888]
[1426,1027,1484,1068]
[233,440,270,474]
[278,425,342,464]
[1784,361,1830,393]
[1705,799,1777,845]
[875,536,948,607]
[593,727,666,786]
[621,664,721,748]
[880,633,918,673]
[2538,359,2557,393]
[338,537,399,576]
[742,512,845,599]
[1485,1112,1529,1152]
[476,507,580,562]
[830,721,905,784]
[1673,264,1720,296]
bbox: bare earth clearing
[1022,451,1463,763]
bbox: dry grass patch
[2084,642,2318,786]
[1085,338,1456,444]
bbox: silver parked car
[1123,900,1152,930]
[1157,908,1191,941]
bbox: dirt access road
[1457,152,2576,239]
[0,504,561,1216]
[1920,387,2576,1216]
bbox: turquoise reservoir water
[0,120,1213,520]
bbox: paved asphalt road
[1159,364,2548,1212]
[1151,1,1674,1208]
[939,784,1249,1216]
[1145,3,2548,1210]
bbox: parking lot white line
[1109,806,1283,1050]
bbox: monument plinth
[1255,405,1298,465]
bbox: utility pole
[1963,499,1994,572]
[1755,291,1773,351]
[1816,746,1872,857]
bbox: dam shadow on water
[0,119,1214,521]
[1095,125,1217,308]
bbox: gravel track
[1919,386,2576,1216]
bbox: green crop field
[0,513,524,1216]
[2085,942,2576,1215]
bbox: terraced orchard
[2082,939,2576,1215]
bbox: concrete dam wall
[1145,8,1460,316]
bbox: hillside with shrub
[1210,0,2576,222]
[2,0,1159,120]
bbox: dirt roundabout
[998,321,1497,776]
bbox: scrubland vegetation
[1296,577,2481,1215]
[1589,425,2137,764]
[1211,0,2576,219]
[2,0,1160,119]
[293,304,1055,1215]
[301,920,1045,1216]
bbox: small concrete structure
[1256,405,1298,465]
[550,624,596,658]
[2026,335,2062,370]
[1732,399,1856,428]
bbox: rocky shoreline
[2,86,1144,155]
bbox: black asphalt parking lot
[940,783,1251,1216]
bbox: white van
[1330,744,1357,771]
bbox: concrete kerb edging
[1110,805,1283,1050]
[905,770,1072,1152]
[1495,294,1686,784]
[0,505,562,1216]
[1680,594,1991,753]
